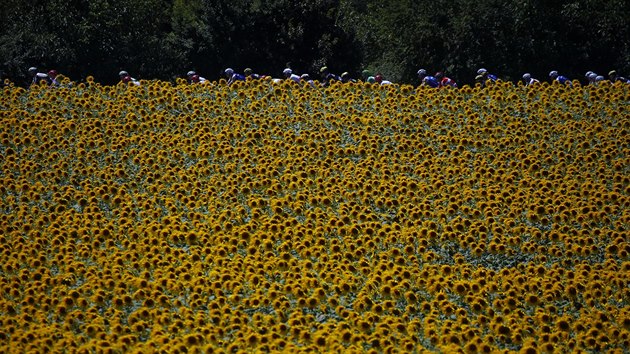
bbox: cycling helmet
[301,74,311,80]
[435,72,444,80]
[119,70,129,77]
[608,70,617,77]
[549,70,558,78]
[417,69,427,77]
[585,71,593,78]
[320,66,329,74]
[28,67,38,73]
[225,68,234,75]
[522,73,531,80]
[187,71,196,77]
[477,68,487,75]
[244,68,253,76]
[595,75,604,82]
[283,68,292,76]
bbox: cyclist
[375,74,392,85]
[522,73,539,86]
[608,70,629,83]
[283,68,301,83]
[585,71,598,85]
[28,67,49,86]
[549,70,572,85]
[225,68,246,85]
[119,70,140,86]
[477,68,498,83]
[417,68,428,81]
[361,69,373,81]
[48,69,63,86]
[301,73,316,87]
[340,72,356,83]
[435,71,457,88]
[417,69,438,88]
[319,66,341,86]
[187,70,207,84]
[244,68,266,80]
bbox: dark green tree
[1,0,628,85]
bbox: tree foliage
[1,0,628,85]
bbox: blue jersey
[322,73,341,86]
[228,73,246,84]
[423,76,440,88]
[487,74,498,82]
[556,76,571,85]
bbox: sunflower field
[0,78,629,353]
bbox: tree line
[2,0,628,87]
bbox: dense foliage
[0,79,629,352]
[1,0,629,85]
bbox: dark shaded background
[2,0,628,86]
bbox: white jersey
[526,78,539,86]
[32,72,49,85]
[287,74,301,83]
